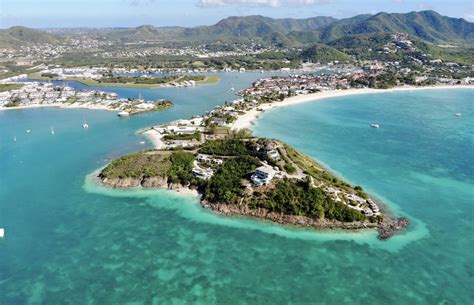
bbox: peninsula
[0,81,174,114]
[99,135,409,239]
[97,68,474,238]
[29,68,221,88]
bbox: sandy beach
[0,102,117,112]
[231,85,474,130]
[143,128,165,149]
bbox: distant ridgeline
[1,10,472,65]
[99,137,408,239]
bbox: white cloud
[417,2,434,10]
[197,0,334,8]
[128,0,156,6]
[288,0,335,4]
[198,0,282,7]
[464,13,474,21]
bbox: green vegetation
[196,75,221,85]
[99,75,179,85]
[163,132,201,141]
[203,156,260,204]
[329,32,474,65]
[100,138,370,224]
[284,144,367,197]
[100,152,171,179]
[300,43,352,63]
[168,151,195,184]
[0,26,61,47]
[0,83,23,93]
[199,139,251,156]
[29,73,221,88]
[4,96,21,108]
[252,178,366,222]
[100,150,194,184]
[369,73,398,89]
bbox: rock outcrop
[204,202,381,230]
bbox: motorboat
[0,228,4,239]
[117,111,130,117]
[51,126,55,135]
[454,113,462,117]
[371,124,380,128]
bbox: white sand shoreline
[0,102,118,112]
[142,128,165,149]
[231,85,474,130]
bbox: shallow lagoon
[0,84,472,304]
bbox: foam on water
[84,170,428,252]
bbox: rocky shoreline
[99,176,408,239]
[203,201,408,238]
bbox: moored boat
[117,111,130,117]
[371,123,380,128]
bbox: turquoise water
[1,87,473,304]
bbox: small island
[99,133,408,239]
[30,69,221,88]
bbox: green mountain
[300,44,352,63]
[314,11,473,44]
[328,32,474,64]
[0,26,62,47]
[179,11,472,46]
[2,11,472,50]
[181,15,336,45]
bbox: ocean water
[0,87,473,304]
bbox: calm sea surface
[0,80,472,304]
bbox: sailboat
[51,126,55,135]
[82,117,89,129]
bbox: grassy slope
[0,84,24,93]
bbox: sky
[0,0,473,28]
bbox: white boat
[117,111,130,117]
[0,228,4,239]
[139,141,146,145]
[51,126,55,135]
[454,113,462,117]
[82,122,89,129]
[13,136,17,142]
[371,124,380,128]
[230,87,235,92]
[26,129,31,133]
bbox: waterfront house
[251,166,276,186]
[192,167,214,180]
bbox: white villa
[251,166,276,186]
